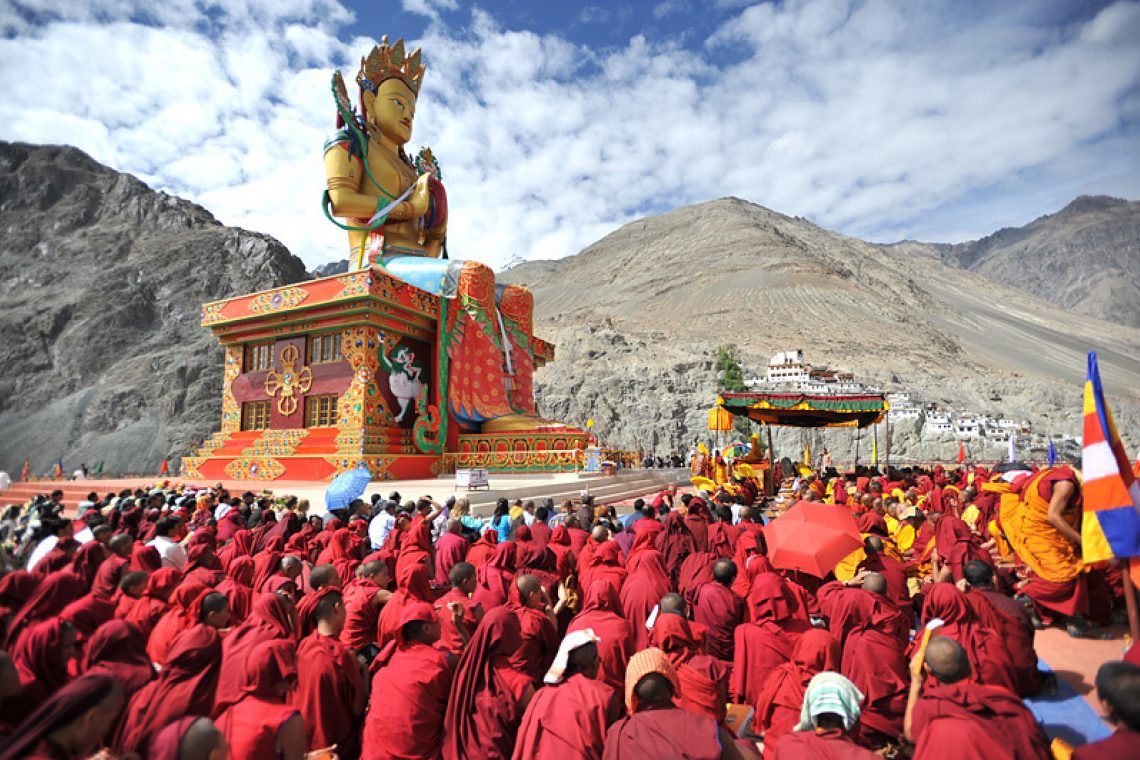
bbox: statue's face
[370,77,417,144]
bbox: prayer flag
[1007,431,1016,463]
[51,459,63,479]
[20,459,29,482]
[158,458,169,476]
[1048,439,1057,467]
[956,441,966,465]
[93,461,104,476]
[803,444,810,466]
[1080,351,1140,564]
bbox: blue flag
[1048,439,1057,467]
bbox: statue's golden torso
[361,143,423,253]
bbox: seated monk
[339,560,391,657]
[434,519,470,588]
[147,716,228,760]
[214,640,306,760]
[603,647,746,760]
[753,629,841,758]
[694,559,746,662]
[962,560,1043,697]
[0,674,124,760]
[648,610,731,723]
[919,584,1018,695]
[774,672,879,760]
[510,574,565,681]
[904,637,1050,760]
[365,602,458,759]
[513,631,624,760]
[1005,466,1090,635]
[437,561,482,655]
[732,575,803,707]
[292,589,365,755]
[1074,661,1140,759]
[567,578,634,693]
[856,536,912,615]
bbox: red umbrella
[763,501,862,578]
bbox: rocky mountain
[887,195,1140,328]
[503,197,1140,462]
[0,142,308,476]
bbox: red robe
[620,549,672,651]
[921,584,1018,694]
[145,581,210,666]
[965,588,1040,697]
[214,593,295,709]
[1073,728,1140,760]
[509,600,560,682]
[340,576,383,651]
[694,580,745,662]
[567,580,634,693]
[292,631,363,753]
[123,567,181,639]
[82,619,156,698]
[466,531,499,568]
[376,563,434,647]
[649,613,730,724]
[513,673,623,760]
[215,555,255,625]
[752,629,841,757]
[437,586,481,656]
[472,541,518,611]
[434,532,470,587]
[602,705,723,760]
[774,729,879,760]
[113,624,222,756]
[364,639,454,759]
[215,640,300,759]
[910,680,1051,760]
[2,617,71,728]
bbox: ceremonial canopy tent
[717,392,888,429]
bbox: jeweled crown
[356,36,425,95]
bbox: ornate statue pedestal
[183,266,586,481]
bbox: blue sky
[2,0,1138,268]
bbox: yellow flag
[803,445,811,465]
[872,436,878,465]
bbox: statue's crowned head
[356,36,426,146]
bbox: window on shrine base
[244,343,273,372]
[241,401,271,431]
[308,333,343,364]
[305,394,339,427]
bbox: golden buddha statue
[323,37,571,435]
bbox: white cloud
[402,0,459,21]
[1,0,1138,273]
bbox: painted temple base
[183,265,584,482]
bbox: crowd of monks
[0,460,1138,759]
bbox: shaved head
[181,716,227,759]
[660,592,687,617]
[310,564,341,591]
[280,555,302,575]
[925,636,971,684]
[591,525,609,542]
[633,673,674,709]
[864,535,885,554]
[862,572,887,596]
[516,574,542,597]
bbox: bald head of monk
[516,574,545,609]
[280,555,303,580]
[634,673,675,710]
[660,592,687,618]
[862,572,888,597]
[864,535,885,554]
[199,591,231,629]
[447,517,463,535]
[315,590,347,636]
[119,570,148,599]
[591,525,609,543]
[925,636,971,684]
[963,560,994,590]
[713,559,737,586]
[359,559,390,588]
[181,716,228,760]
[108,533,134,558]
[310,563,341,591]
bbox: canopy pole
[766,424,777,496]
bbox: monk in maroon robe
[472,541,519,611]
[214,593,296,709]
[732,572,808,707]
[376,561,434,646]
[603,647,740,759]
[1073,661,1140,760]
[583,541,627,595]
[655,512,697,584]
[753,629,841,758]
[509,574,561,681]
[962,560,1041,696]
[442,606,534,760]
[0,674,124,760]
[513,633,623,759]
[434,519,470,587]
[568,578,634,693]
[293,588,365,754]
[1,617,77,728]
[124,568,181,638]
[83,619,155,699]
[649,612,731,723]
[215,639,305,759]
[114,623,223,756]
[906,636,1049,760]
[215,555,255,625]
[437,561,482,656]
[621,547,671,651]
[466,529,499,568]
[694,559,746,661]
[145,581,210,665]
[340,560,389,653]
[774,672,879,760]
[366,601,458,759]
[920,583,1017,694]
[4,569,84,648]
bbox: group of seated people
[0,464,1135,759]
